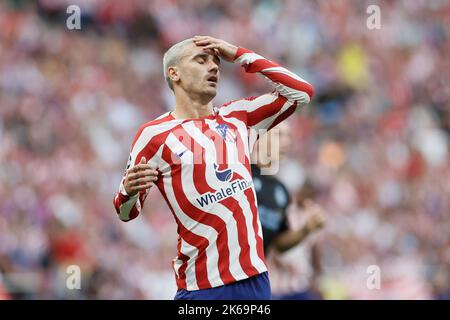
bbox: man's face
[176,43,221,101]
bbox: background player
[251,121,325,299]
[251,122,325,254]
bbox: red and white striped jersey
[113,47,314,291]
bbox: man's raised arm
[193,36,314,131]
[234,47,314,105]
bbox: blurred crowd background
[0,0,449,299]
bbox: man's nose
[208,61,219,73]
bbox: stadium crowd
[0,0,449,299]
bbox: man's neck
[172,90,214,119]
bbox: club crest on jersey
[215,124,237,143]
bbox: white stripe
[250,98,293,134]
[262,66,311,85]
[235,52,264,65]
[255,204,264,238]
[118,194,139,220]
[271,79,311,104]
[232,190,267,273]
[172,256,181,278]
[156,111,171,120]
[130,120,180,167]
[236,53,311,104]
[179,238,199,290]
[219,92,279,115]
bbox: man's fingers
[127,169,158,180]
[193,37,210,44]
[127,163,153,174]
[193,38,212,45]
[135,163,152,170]
[136,176,154,184]
[193,35,214,41]
[129,182,155,192]
[127,172,158,181]
[128,176,158,186]
[194,38,220,48]
[202,44,219,50]
[140,156,147,164]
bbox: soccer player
[251,122,325,299]
[113,36,314,300]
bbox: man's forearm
[272,225,312,253]
[234,47,314,104]
[113,179,142,222]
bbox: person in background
[251,122,326,299]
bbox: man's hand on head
[124,157,158,197]
[193,36,238,62]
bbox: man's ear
[168,66,179,83]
